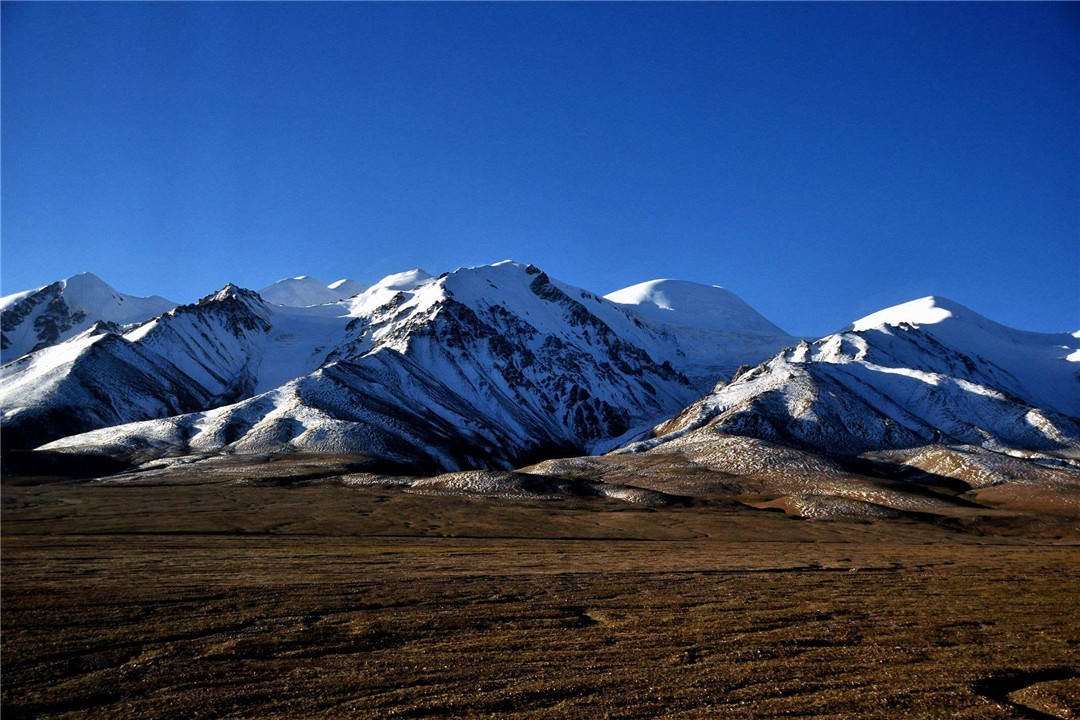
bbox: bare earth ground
[3,477,1079,719]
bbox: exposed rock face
[1,282,85,355]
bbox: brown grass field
[3,471,1079,719]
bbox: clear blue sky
[3,2,1077,336]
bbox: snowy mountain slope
[38,262,704,468]
[37,353,535,471]
[1,273,175,362]
[604,279,795,386]
[846,296,1079,419]
[2,285,356,449]
[0,326,213,449]
[122,285,352,399]
[623,296,1080,459]
[344,268,434,316]
[334,262,699,445]
[259,276,369,306]
[121,284,280,404]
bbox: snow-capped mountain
[623,296,1080,459]
[604,279,795,384]
[7,266,1075,477]
[18,261,784,468]
[1,272,175,362]
[259,276,368,307]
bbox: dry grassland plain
[3,473,1078,719]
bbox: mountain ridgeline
[1,262,1077,478]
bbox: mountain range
[2,262,1078,505]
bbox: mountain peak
[1,274,176,364]
[370,268,433,291]
[849,295,980,332]
[58,272,174,309]
[260,276,334,307]
[200,283,261,305]
[604,278,790,336]
[61,272,119,302]
[64,270,109,284]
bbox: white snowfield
[4,265,1078,472]
[621,295,1080,459]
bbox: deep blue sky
[3,2,1077,335]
